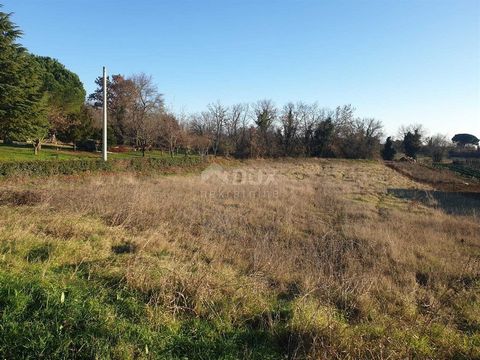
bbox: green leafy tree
[34,56,86,141]
[451,133,479,147]
[0,7,48,151]
[63,105,96,150]
[88,74,136,145]
[381,136,396,160]
[403,130,422,159]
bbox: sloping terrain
[0,159,478,359]
[386,161,480,192]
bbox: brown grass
[1,158,479,358]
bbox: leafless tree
[226,103,250,156]
[127,73,164,156]
[339,117,383,159]
[427,133,451,162]
[333,104,356,138]
[397,124,427,141]
[207,102,228,156]
[158,113,183,157]
[188,113,213,155]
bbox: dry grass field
[0,159,479,359]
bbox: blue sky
[3,0,479,137]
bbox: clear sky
[3,0,479,137]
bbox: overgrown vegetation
[386,161,480,192]
[434,162,480,181]
[0,159,478,358]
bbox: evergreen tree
[381,136,396,160]
[311,118,334,157]
[451,133,479,147]
[403,130,422,159]
[88,74,136,144]
[0,8,48,145]
[34,56,86,141]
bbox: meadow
[0,158,478,359]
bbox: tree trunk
[33,139,41,155]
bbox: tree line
[90,75,385,159]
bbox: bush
[0,157,204,178]
[381,137,396,160]
[0,159,113,177]
[75,139,98,152]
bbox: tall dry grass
[1,158,479,358]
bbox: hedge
[0,156,204,177]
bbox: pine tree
[312,118,335,157]
[381,136,396,160]
[403,130,422,159]
[0,8,48,145]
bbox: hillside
[0,159,478,359]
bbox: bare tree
[226,103,250,156]
[427,133,450,162]
[190,133,211,156]
[126,73,164,156]
[339,117,383,159]
[207,102,228,156]
[333,104,356,137]
[397,124,427,141]
[159,113,183,157]
[297,102,314,156]
[188,113,213,155]
[138,113,162,156]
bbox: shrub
[0,159,113,177]
[0,157,204,178]
[381,137,396,160]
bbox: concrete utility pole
[102,66,108,161]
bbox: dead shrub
[0,189,42,206]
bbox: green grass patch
[0,144,192,162]
[0,144,97,162]
[0,269,283,359]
